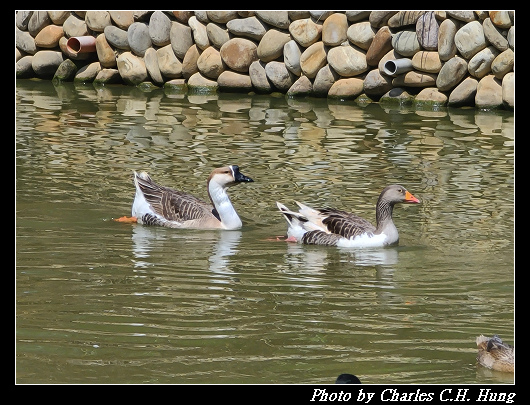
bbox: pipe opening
[384,61,398,75]
[66,38,81,54]
[66,36,96,55]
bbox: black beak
[232,165,254,183]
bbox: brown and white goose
[276,185,420,247]
[127,165,253,229]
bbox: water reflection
[131,224,241,279]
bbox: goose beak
[231,166,254,183]
[237,173,254,183]
[404,191,420,204]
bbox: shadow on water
[16,79,513,384]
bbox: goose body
[476,335,515,373]
[277,185,420,247]
[131,165,253,230]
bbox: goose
[276,184,420,248]
[116,165,253,229]
[476,335,515,373]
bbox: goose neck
[375,196,395,234]
[208,180,242,229]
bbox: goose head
[208,165,254,188]
[380,184,421,205]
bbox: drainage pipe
[66,36,97,55]
[383,58,413,77]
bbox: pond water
[16,79,514,384]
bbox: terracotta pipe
[383,58,413,77]
[66,36,96,55]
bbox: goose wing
[135,173,217,222]
[319,208,376,239]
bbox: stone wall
[16,11,514,110]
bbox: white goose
[276,184,420,248]
[117,165,253,229]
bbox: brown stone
[220,38,258,73]
[34,25,64,48]
[322,12,348,46]
[328,77,364,99]
[300,41,327,78]
[392,71,437,87]
[217,71,253,92]
[182,45,200,79]
[95,33,116,68]
[366,26,393,66]
[197,46,225,79]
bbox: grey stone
[117,51,148,85]
[448,77,478,107]
[128,22,152,56]
[391,30,421,57]
[416,11,438,51]
[149,10,172,46]
[502,72,514,109]
[255,11,290,29]
[170,21,193,59]
[249,60,272,93]
[363,68,393,97]
[438,19,457,61]
[206,23,230,49]
[287,75,313,97]
[16,55,34,79]
[104,25,130,50]
[482,18,509,52]
[313,64,339,97]
[188,16,210,50]
[74,61,101,83]
[265,61,295,91]
[284,40,303,76]
[86,11,112,32]
[28,10,50,37]
[16,27,37,55]
[468,46,500,79]
[455,21,487,59]
[62,14,88,37]
[491,49,514,79]
[227,16,267,41]
[257,29,291,63]
[347,22,376,51]
[53,59,78,82]
[144,47,164,86]
[436,56,468,91]
[157,44,182,78]
[327,44,368,77]
[31,50,64,79]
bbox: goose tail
[276,202,309,242]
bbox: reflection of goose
[277,185,420,247]
[130,225,241,275]
[476,335,514,373]
[127,165,253,229]
[208,230,241,276]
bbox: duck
[276,184,420,247]
[476,334,515,373]
[116,165,253,229]
[335,373,362,384]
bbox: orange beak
[404,191,420,204]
